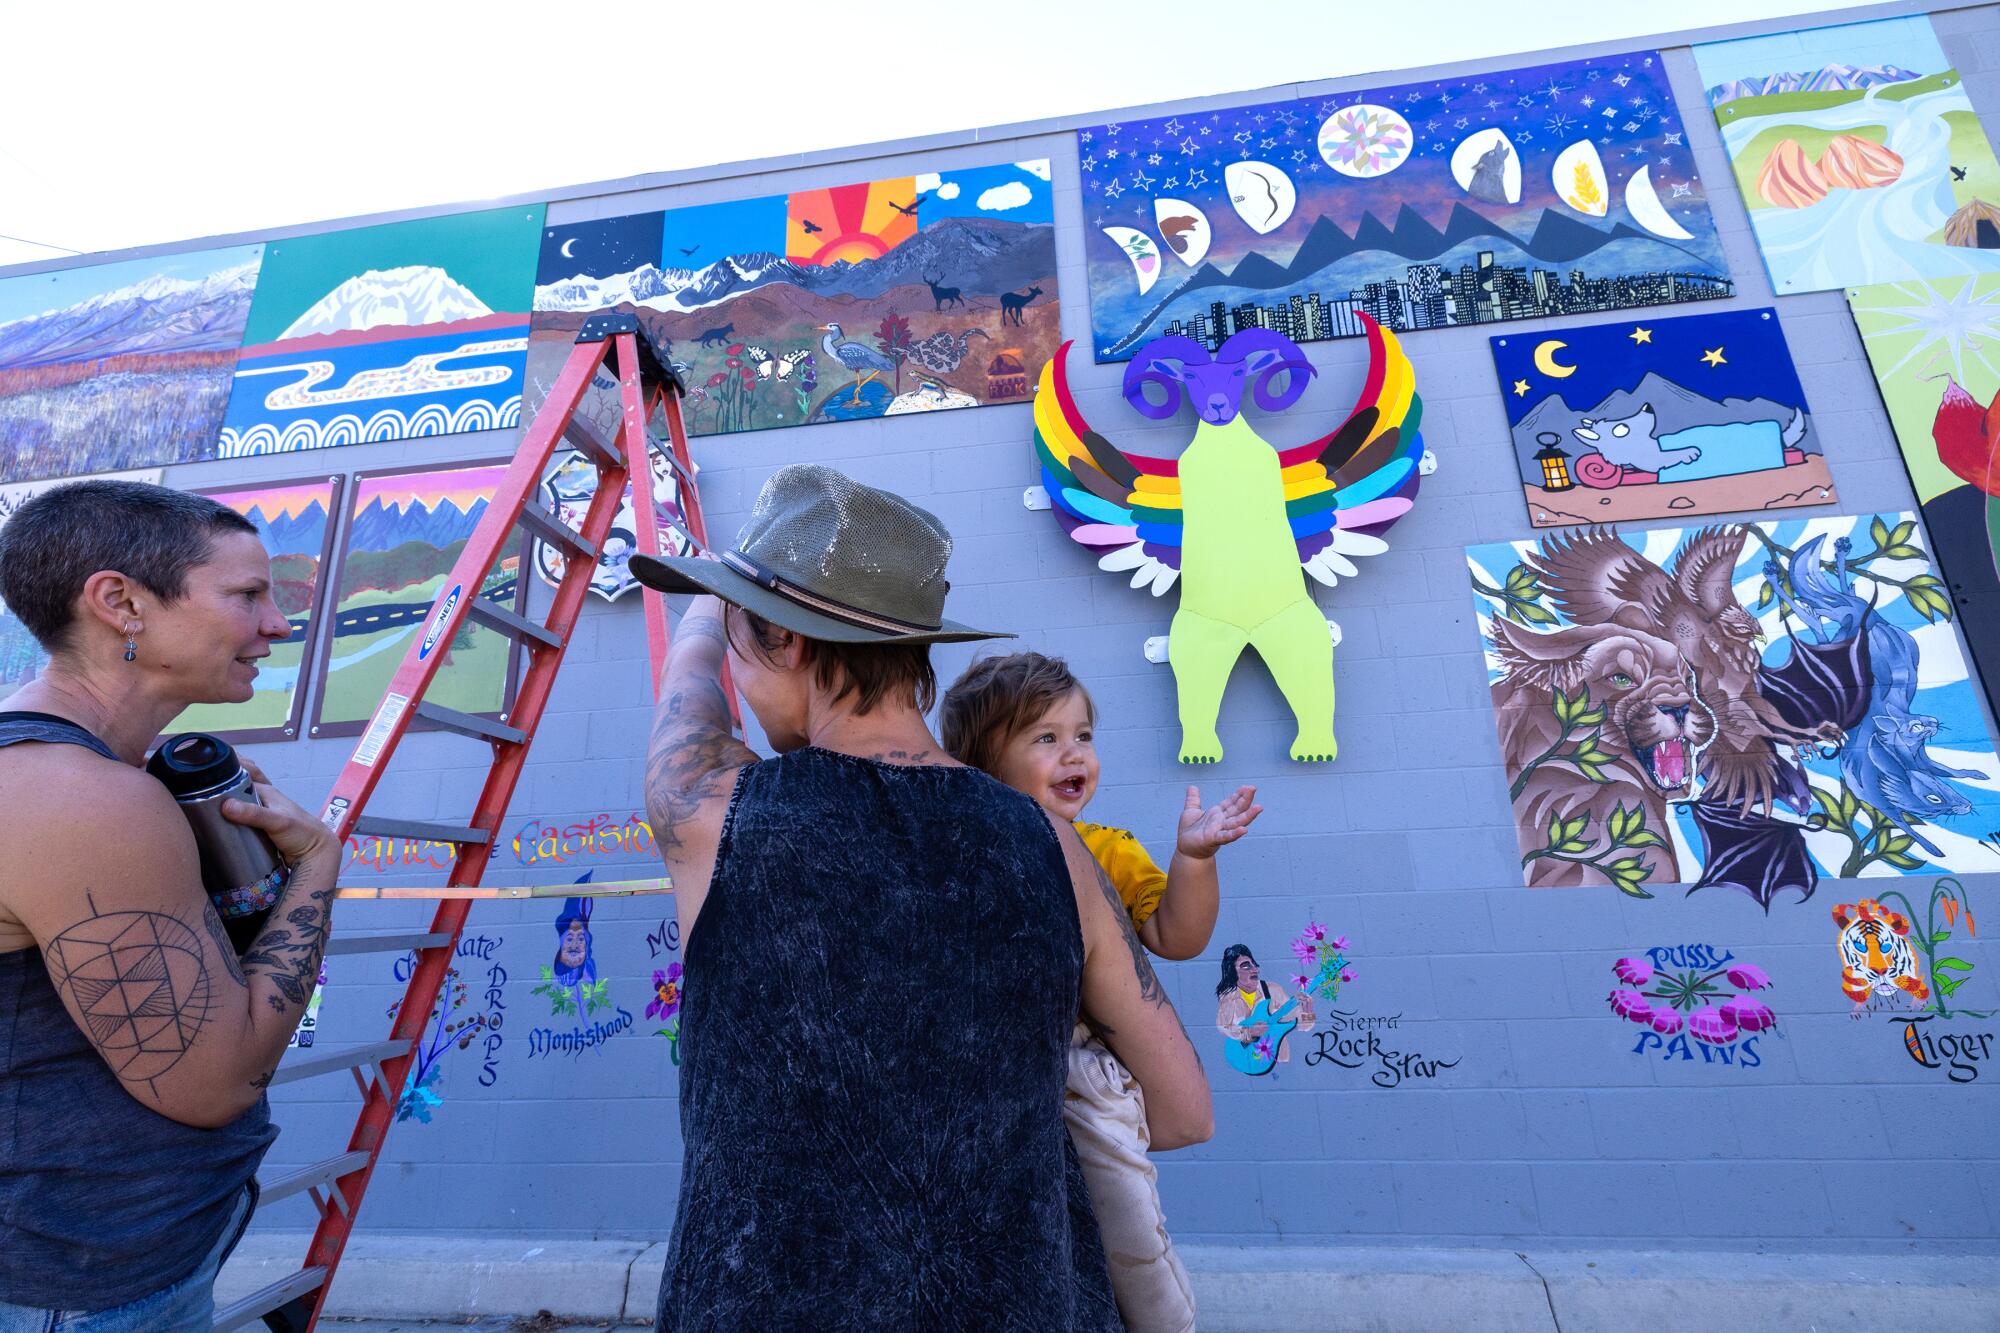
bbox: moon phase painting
[1492,306,1837,528]
[525,159,1058,440]
[1692,16,2000,295]
[1075,51,1734,363]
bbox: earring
[122,622,138,663]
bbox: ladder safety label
[355,692,411,768]
[419,583,464,662]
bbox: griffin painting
[1470,514,2000,907]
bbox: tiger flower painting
[1467,513,2000,908]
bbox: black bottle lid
[146,732,242,797]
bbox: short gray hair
[0,480,258,652]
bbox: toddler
[941,652,1259,1333]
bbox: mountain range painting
[0,247,262,483]
[170,477,343,742]
[1692,16,2000,294]
[526,160,1058,436]
[312,461,522,736]
[217,207,545,456]
[1492,307,1836,527]
[1850,275,2000,733]
[1076,51,1732,362]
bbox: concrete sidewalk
[222,1236,2000,1331]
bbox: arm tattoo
[1093,861,1169,1009]
[44,893,217,1098]
[645,669,755,857]
[238,869,334,1016]
[200,900,248,986]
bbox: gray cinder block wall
[6,0,1996,1253]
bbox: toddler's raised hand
[1176,785,1262,860]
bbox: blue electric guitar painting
[1225,993,1301,1077]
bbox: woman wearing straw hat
[634,464,1212,1331]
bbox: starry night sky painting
[1078,52,1734,363]
[1493,307,1836,528]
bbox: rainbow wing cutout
[1275,316,1425,587]
[1035,340,1185,596]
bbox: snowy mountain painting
[0,246,262,482]
[1692,17,2000,293]
[525,160,1058,438]
[217,207,546,456]
[1075,51,1732,363]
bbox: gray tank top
[0,711,276,1310]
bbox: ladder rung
[414,700,528,746]
[324,930,453,956]
[212,1265,327,1332]
[270,1039,410,1088]
[467,595,563,649]
[563,414,624,470]
[256,1149,372,1208]
[352,816,493,846]
[517,501,597,559]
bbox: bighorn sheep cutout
[1033,317,1425,762]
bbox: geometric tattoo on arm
[45,895,216,1095]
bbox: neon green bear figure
[1032,318,1424,763]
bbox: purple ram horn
[1216,328,1317,414]
[1122,334,1212,420]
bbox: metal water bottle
[147,733,289,951]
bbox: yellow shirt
[1075,821,1167,929]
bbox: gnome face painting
[1076,51,1732,362]
[1494,307,1837,527]
[1469,514,2000,908]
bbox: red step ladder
[214,314,734,1332]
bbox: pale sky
[0,0,1869,270]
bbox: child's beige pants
[1064,1025,1197,1333]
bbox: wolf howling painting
[1494,307,1837,527]
[1076,51,1733,363]
[0,247,262,483]
[526,161,1057,437]
[1468,515,2000,908]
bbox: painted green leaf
[1932,931,1952,944]
[1938,976,1966,997]
[1937,958,1974,972]
[1869,516,1891,550]
[1518,600,1560,626]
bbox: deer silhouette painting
[1033,319,1426,762]
[695,323,736,349]
[1000,286,1043,326]
[922,273,966,311]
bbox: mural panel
[218,207,545,456]
[1692,16,2000,294]
[527,161,1057,435]
[1493,307,1835,527]
[0,248,260,482]
[1469,514,2000,906]
[1076,52,1732,362]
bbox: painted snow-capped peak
[280,265,493,339]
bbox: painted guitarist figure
[1215,944,1316,1076]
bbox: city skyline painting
[1076,51,1733,362]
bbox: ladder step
[270,1039,410,1088]
[467,595,563,649]
[563,414,624,470]
[414,700,528,746]
[517,501,598,560]
[256,1150,373,1208]
[211,1265,327,1332]
[352,816,493,846]
[324,930,453,957]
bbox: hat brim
[627,554,1012,644]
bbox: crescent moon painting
[1102,226,1162,294]
[1153,197,1212,268]
[1224,162,1297,235]
[1624,165,1696,241]
[1532,340,1576,378]
[559,237,579,260]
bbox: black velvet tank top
[656,747,1119,1332]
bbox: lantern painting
[1535,434,1575,491]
